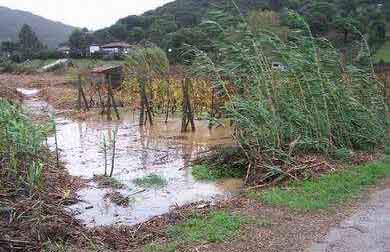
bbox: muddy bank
[0,73,77,110]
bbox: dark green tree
[333,17,360,43]
[18,24,44,58]
[1,41,19,55]
[69,28,92,55]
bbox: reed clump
[0,99,48,192]
[192,12,388,184]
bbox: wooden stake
[78,74,90,111]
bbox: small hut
[91,65,123,89]
[77,65,123,120]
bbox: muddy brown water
[17,88,241,227]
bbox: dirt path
[308,188,390,252]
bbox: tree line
[67,0,389,63]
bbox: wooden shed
[91,65,124,89]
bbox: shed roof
[101,42,131,49]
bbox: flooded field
[17,88,241,227]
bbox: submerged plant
[133,173,167,188]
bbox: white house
[101,42,132,55]
[89,44,101,55]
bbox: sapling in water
[109,128,118,178]
[100,134,108,176]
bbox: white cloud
[0,0,174,30]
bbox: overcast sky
[0,0,174,30]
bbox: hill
[93,0,388,47]
[0,6,75,48]
[93,0,270,44]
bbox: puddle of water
[16,88,40,97]
[19,88,241,227]
[17,88,54,116]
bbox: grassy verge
[248,160,390,211]
[134,173,167,188]
[145,211,246,252]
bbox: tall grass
[191,11,387,182]
[0,99,47,192]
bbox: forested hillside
[91,0,389,55]
[0,6,75,48]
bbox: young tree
[69,28,92,56]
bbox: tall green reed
[0,99,47,192]
[190,10,386,182]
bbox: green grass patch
[374,41,390,63]
[134,174,167,188]
[249,161,390,211]
[167,212,245,243]
[144,243,177,252]
[191,164,245,181]
[71,59,124,70]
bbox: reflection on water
[18,88,241,227]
